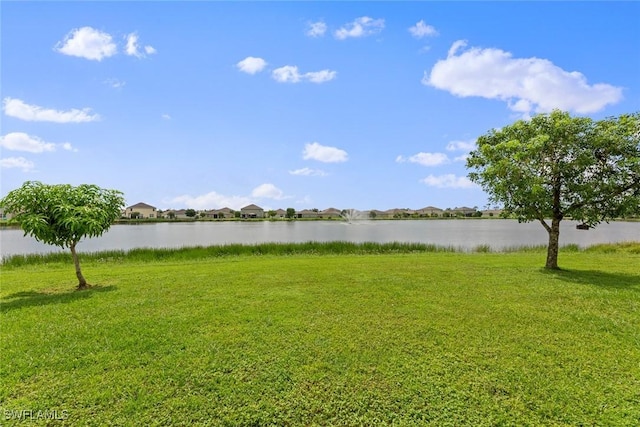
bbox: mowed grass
[1,243,639,426]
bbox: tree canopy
[466,110,640,269]
[1,181,125,288]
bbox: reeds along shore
[2,241,639,267]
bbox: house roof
[206,207,232,213]
[241,204,263,211]
[321,208,342,214]
[127,202,156,210]
[384,208,414,214]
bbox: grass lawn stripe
[1,244,639,425]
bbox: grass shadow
[542,269,640,291]
[0,285,117,312]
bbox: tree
[467,110,640,269]
[286,208,296,219]
[0,181,124,288]
[185,209,196,218]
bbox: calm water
[1,220,638,258]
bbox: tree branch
[568,180,638,212]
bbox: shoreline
[2,241,638,267]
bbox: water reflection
[1,219,638,257]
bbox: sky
[1,1,639,212]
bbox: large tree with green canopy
[1,181,125,289]
[466,110,640,269]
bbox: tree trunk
[70,242,88,289]
[545,218,561,269]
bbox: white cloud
[3,97,100,123]
[272,65,302,83]
[305,70,337,84]
[167,185,289,210]
[61,142,78,152]
[424,40,623,115]
[303,142,348,163]
[55,27,117,61]
[289,167,327,177]
[445,140,475,162]
[125,33,156,58]
[237,56,268,74]
[1,132,55,153]
[0,157,35,172]
[446,140,476,152]
[251,183,288,200]
[272,66,337,84]
[306,21,327,37]
[104,78,126,89]
[396,152,449,166]
[447,39,467,57]
[295,195,313,206]
[335,16,385,40]
[162,114,171,120]
[166,191,252,211]
[125,33,140,57]
[420,174,477,189]
[0,132,77,153]
[409,20,438,38]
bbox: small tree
[185,209,196,218]
[467,110,640,269]
[286,208,296,219]
[0,181,124,289]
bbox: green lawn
[1,244,639,425]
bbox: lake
[1,219,639,258]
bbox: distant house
[297,209,318,219]
[125,202,157,219]
[481,209,504,217]
[0,208,13,220]
[274,209,287,218]
[451,206,478,217]
[241,204,264,219]
[321,208,342,219]
[384,208,414,218]
[368,209,386,219]
[204,207,234,219]
[162,209,189,219]
[416,206,444,217]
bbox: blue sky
[2,1,639,212]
